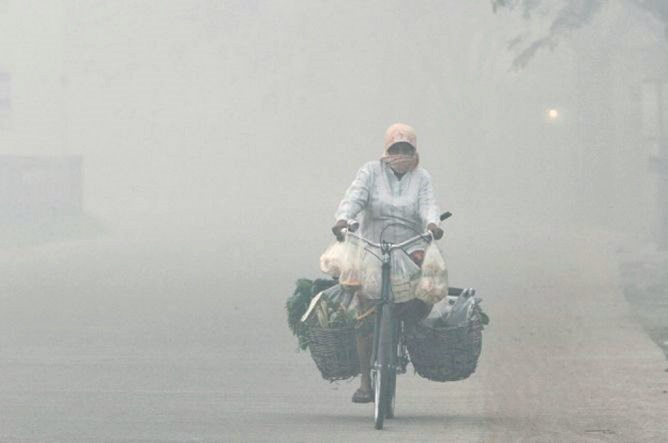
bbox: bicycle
[343,211,452,430]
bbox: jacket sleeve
[418,170,441,228]
[334,163,372,221]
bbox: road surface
[1,226,667,442]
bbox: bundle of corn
[286,278,337,350]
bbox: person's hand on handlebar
[427,223,444,240]
[331,219,358,242]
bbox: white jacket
[335,160,441,255]
[334,160,441,302]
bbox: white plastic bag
[361,251,421,301]
[321,283,354,308]
[320,241,346,277]
[444,290,476,327]
[390,250,421,301]
[361,253,382,299]
[420,295,453,328]
[301,284,361,328]
[415,243,448,305]
[339,235,365,289]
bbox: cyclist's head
[384,123,417,153]
[382,123,419,174]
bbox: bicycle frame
[370,241,393,381]
[342,212,451,429]
[344,229,431,429]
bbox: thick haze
[2,2,668,440]
[1,0,666,334]
[0,1,665,295]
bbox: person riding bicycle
[332,122,444,403]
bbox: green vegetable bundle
[286,278,337,350]
[326,302,357,329]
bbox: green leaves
[286,279,314,350]
[286,278,339,350]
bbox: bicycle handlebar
[341,211,451,251]
[344,229,431,251]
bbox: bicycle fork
[371,255,394,374]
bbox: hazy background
[1,1,667,440]
[2,1,666,249]
[1,2,663,254]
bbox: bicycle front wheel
[384,368,396,419]
[373,303,395,430]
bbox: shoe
[351,388,374,403]
[480,311,490,325]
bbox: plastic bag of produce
[301,284,360,328]
[443,289,477,327]
[420,295,455,328]
[339,235,366,289]
[324,284,361,328]
[320,241,346,277]
[360,253,382,299]
[321,283,355,307]
[390,250,421,301]
[414,243,448,305]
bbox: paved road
[1,226,667,442]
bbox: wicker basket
[405,310,483,382]
[304,326,360,382]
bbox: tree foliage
[633,0,668,34]
[492,0,668,69]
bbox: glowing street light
[547,108,559,121]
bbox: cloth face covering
[381,153,419,174]
[382,123,419,174]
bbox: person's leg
[352,295,375,403]
[356,332,373,392]
[397,298,430,328]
